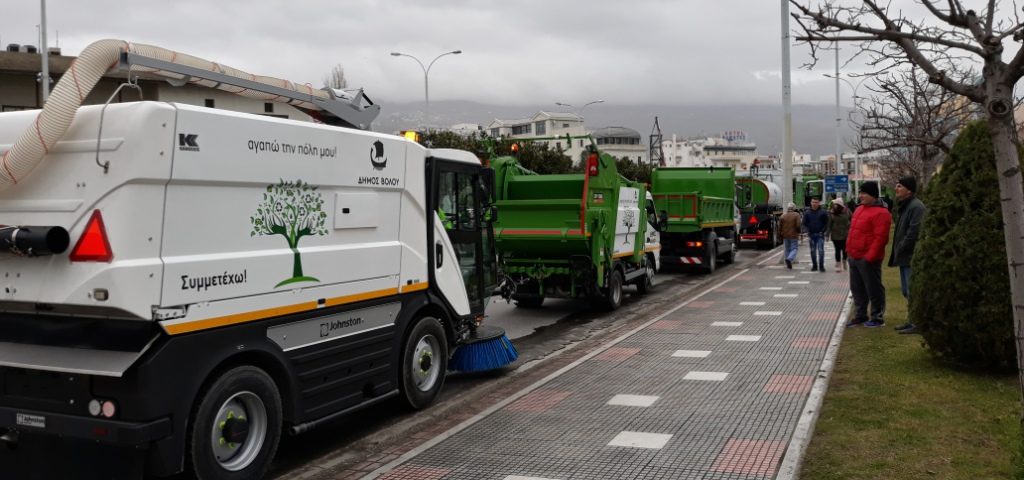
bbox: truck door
[430,161,496,316]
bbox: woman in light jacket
[828,197,851,272]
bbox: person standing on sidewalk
[846,181,892,327]
[780,202,802,269]
[829,197,851,272]
[803,197,829,272]
[889,176,926,334]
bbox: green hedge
[909,121,1018,371]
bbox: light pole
[554,99,604,119]
[555,100,603,162]
[823,70,869,181]
[390,49,462,130]
[39,0,50,103]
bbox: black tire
[636,256,655,294]
[400,316,448,409]
[604,269,624,310]
[720,245,735,265]
[513,296,544,308]
[704,234,717,274]
[187,366,282,480]
[719,231,736,264]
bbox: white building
[486,111,590,164]
[660,133,757,170]
[0,48,313,121]
[447,123,484,137]
[487,111,589,161]
[593,126,647,165]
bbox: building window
[490,128,500,137]
[563,123,570,128]
[512,125,531,135]
[579,140,583,147]
[555,142,562,150]
[535,121,546,135]
[204,99,215,108]
[264,103,273,113]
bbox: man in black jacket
[803,197,829,271]
[889,176,926,334]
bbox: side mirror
[480,167,496,200]
[484,204,498,223]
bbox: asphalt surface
[269,247,777,480]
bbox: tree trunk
[291,247,303,278]
[986,114,1024,420]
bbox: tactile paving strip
[367,249,850,479]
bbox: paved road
[269,247,776,480]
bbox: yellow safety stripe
[644,246,662,253]
[400,281,429,294]
[702,222,737,228]
[163,284,426,335]
[612,251,637,259]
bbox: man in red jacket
[846,181,892,327]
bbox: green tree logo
[250,179,328,288]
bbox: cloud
[4,0,875,106]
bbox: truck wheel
[636,256,655,294]
[187,366,282,480]
[604,269,624,310]
[513,297,544,308]
[704,244,717,274]
[720,247,735,265]
[400,316,448,409]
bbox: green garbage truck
[490,150,658,310]
[650,167,737,273]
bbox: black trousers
[832,239,847,261]
[849,258,885,322]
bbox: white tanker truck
[736,176,785,249]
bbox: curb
[774,292,853,480]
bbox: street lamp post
[390,50,462,130]
[823,71,870,182]
[39,0,50,103]
[555,99,604,119]
[554,100,603,161]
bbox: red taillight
[69,210,113,262]
[686,241,704,248]
[748,215,759,225]
[586,153,599,176]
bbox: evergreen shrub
[909,121,1018,371]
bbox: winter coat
[779,211,802,240]
[846,200,892,263]
[828,208,851,241]
[803,207,829,235]
[888,195,926,267]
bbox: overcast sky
[3,1,881,107]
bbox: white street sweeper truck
[0,39,513,480]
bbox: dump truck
[736,176,784,248]
[650,167,737,273]
[0,40,506,480]
[491,150,657,310]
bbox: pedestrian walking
[828,197,851,272]
[780,202,802,269]
[889,176,926,334]
[802,196,829,272]
[846,181,892,328]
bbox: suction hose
[0,39,332,192]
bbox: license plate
[16,413,45,428]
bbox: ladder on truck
[119,51,381,130]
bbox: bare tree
[853,69,979,186]
[323,64,348,90]
[790,0,1024,414]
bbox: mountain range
[371,101,858,159]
